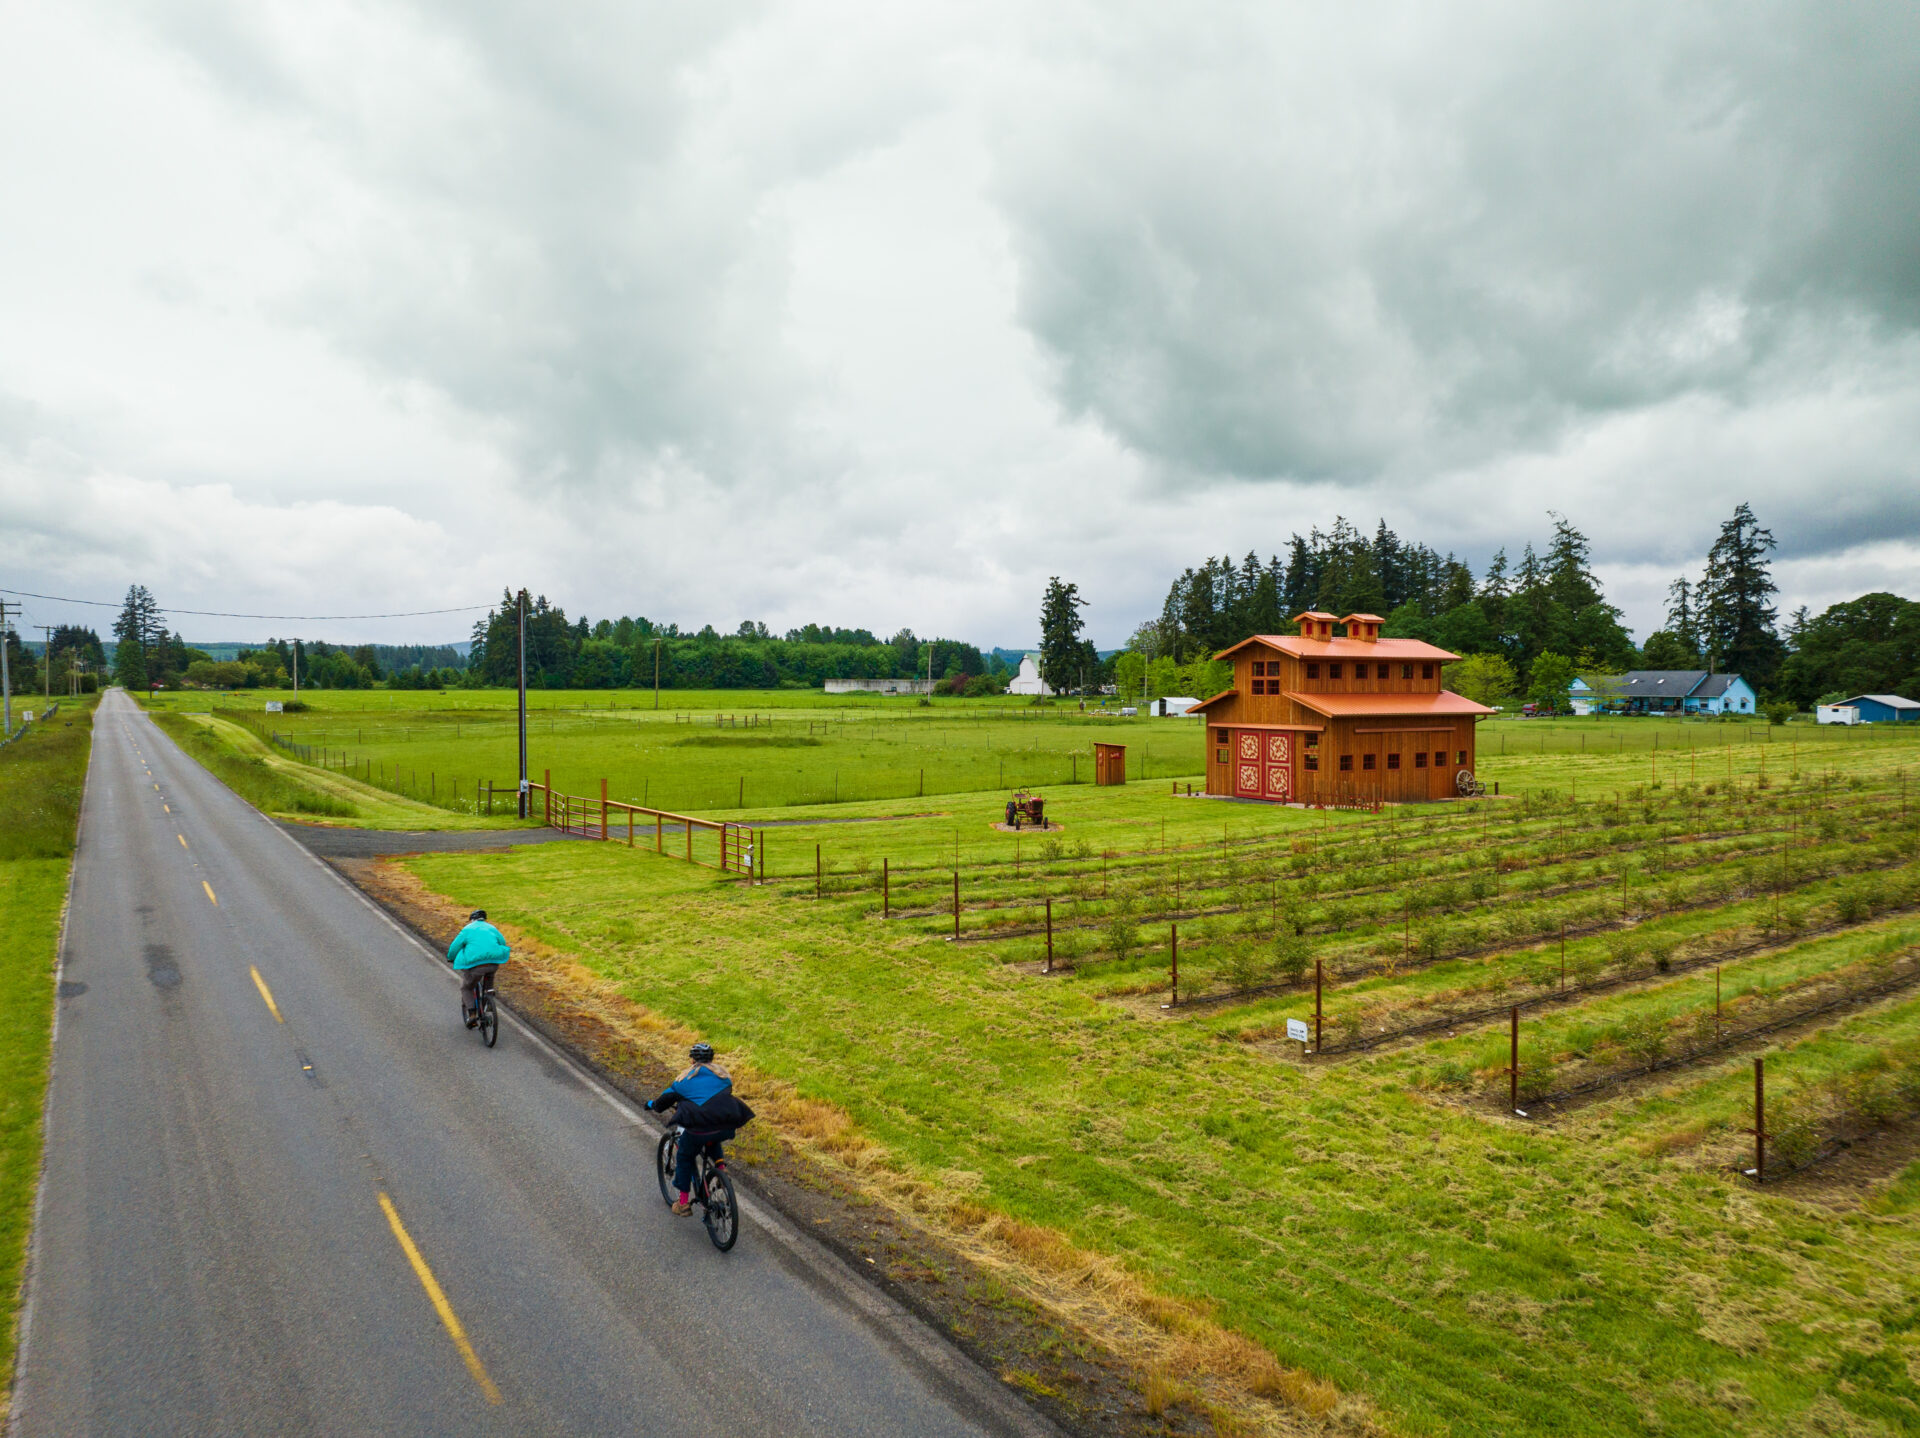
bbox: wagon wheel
[1455,768,1483,797]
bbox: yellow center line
[248,966,283,1022]
[376,1192,503,1404]
[178,834,188,849]
[202,880,218,906]
[163,804,170,814]
[153,784,159,791]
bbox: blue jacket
[648,1063,754,1135]
[446,920,511,970]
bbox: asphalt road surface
[16,692,1043,1437]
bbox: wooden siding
[1201,639,1480,803]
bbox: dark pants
[673,1133,726,1196]
[460,963,500,1013]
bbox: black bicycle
[655,1126,738,1251]
[463,970,499,1048]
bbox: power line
[0,587,495,621]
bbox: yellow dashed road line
[202,881,218,906]
[248,966,283,1023]
[377,1193,503,1404]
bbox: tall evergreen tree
[1664,577,1701,659]
[1698,502,1785,687]
[111,584,160,689]
[1038,576,1089,693]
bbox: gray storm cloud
[0,0,1915,644]
[993,5,1920,499]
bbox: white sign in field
[1286,1018,1309,1043]
[264,701,283,713]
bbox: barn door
[1264,732,1293,801]
[1234,731,1262,797]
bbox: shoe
[672,1198,693,1216]
[464,1009,479,1029]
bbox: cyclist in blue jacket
[446,910,511,1029]
[647,1043,754,1215]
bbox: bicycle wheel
[701,1161,739,1252]
[479,992,498,1047]
[655,1132,679,1207]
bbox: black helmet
[689,1041,714,1062]
[469,909,487,922]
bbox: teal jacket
[447,920,511,970]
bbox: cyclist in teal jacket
[446,910,510,1028]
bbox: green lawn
[0,698,95,1407]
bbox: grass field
[0,697,95,1410]
[150,687,1920,1432]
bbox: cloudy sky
[3,1,1917,649]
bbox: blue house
[1833,694,1920,724]
[1569,670,1756,716]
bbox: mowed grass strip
[400,768,1920,1436]
[0,698,95,1404]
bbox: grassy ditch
[0,696,95,1408]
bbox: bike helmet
[689,1041,715,1062]
[469,909,487,922]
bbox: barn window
[1305,733,1319,747]
[1328,663,1343,679]
[1401,664,1413,679]
[1422,663,1435,679]
[1251,661,1266,676]
[1306,663,1320,679]
[1456,750,1466,765]
[1217,748,1228,764]
[1362,753,1376,770]
[1377,664,1391,679]
[1339,754,1353,771]
[1434,751,1446,767]
[1414,751,1427,767]
[1214,729,1228,743]
[1386,752,1400,770]
[1304,753,1318,771]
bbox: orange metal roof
[1215,633,1461,662]
[1283,690,1495,719]
[1341,612,1387,625]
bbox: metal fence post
[1754,1057,1766,1182]
[1045,898,1053,974]
[817,844,822,900]
[601,778,608,841]
[1315,960,1322,1051]
[1509,1006,1520,1113]
[952,870,960,939]
[883,858,889,918]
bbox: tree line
[1118,504,1896,710]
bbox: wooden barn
[1190,611,1494,804]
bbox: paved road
[16,692,1036,1437]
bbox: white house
[1006,654,1053,696]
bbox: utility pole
[517,589,530,818]
[40,625,53,699]
[292,638,300,696]
[653,637,661,711]
[0,599,13,736]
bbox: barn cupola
[1293,610,1337,640]
[1341,613,1385,643]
